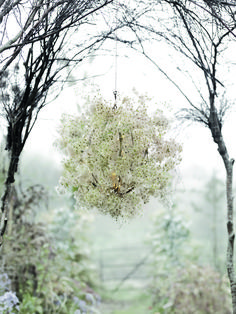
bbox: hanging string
[113,1,119,109]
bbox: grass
[99,283,152,314]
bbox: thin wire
[113,1,119,109]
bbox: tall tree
[122,0,236,311]
[0,0,114,248]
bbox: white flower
[57,94,181,219]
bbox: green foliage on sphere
[57,94,181,219]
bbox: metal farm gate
[98,246,151,289]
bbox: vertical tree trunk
[209,107,236,313]
[225,160,236,314]
[0,149,22,248]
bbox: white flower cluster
[0,291,20,313]
[57,95,181,219]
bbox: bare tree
[0,1,114,69]
[157,2,236,311]
[119,0,236,311]
[0,0,115,248]
[185,0,236,38]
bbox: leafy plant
[150,263,231,314]
[57,94,181,220]
[20,294,43,314]
[149,201,231,313]
[1,182,100,313]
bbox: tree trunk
[225,161,236,314]
[209,107,236,313]
[0,151,21,247]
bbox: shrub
[1,184,100,314]
[150,263,231,314]
[148,202,231,313]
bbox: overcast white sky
[23,36,236,192]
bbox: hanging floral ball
[57,94,181,220]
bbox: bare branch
[0,0,115,246]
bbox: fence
[98,246,152,289]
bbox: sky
[15,11,236,253]
[0,0,233,193]
[24,37,236,190]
